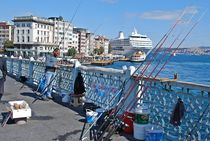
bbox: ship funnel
[118,31,124,39]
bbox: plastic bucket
[96,108,104,117]
[133,122,150,140]
[123,111,135,134]
[62,95,70,103]
[86,109,98,123]
[61,91,70,103]
[135,105,150,124]
[145,125,164,141]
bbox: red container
[123,111,135,134]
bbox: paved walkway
[0,76,134,141]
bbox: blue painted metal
[4,57,210,140]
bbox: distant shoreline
[173,47,210,56]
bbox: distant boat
[91,55,113,66]
[173,53,176,56]
[130,51,146,62]
[91,60,113,66]
[110,28,153,57]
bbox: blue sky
[0,0,209,47]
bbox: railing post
[9,58,13,75]
[28,61,34,84]
[17,59,22,79]
[123,66,138,111]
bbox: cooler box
[6,100,32,119]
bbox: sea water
[104,54,210,85]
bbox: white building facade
[72,31,79,51]
[13,16,55,57]
[48,17,74,56]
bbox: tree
[99,46,104,55]
[4,40,13,50]
[94,47,104,55]
[67,47,77,57]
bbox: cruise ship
[110,28,153,58]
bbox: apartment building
[72,31,79,51]
[73,28,87,55]
[13,16,55,57]
[0,22,13,49]
[86,32,95,56]
[48,16,74,56]
[94,35,109,54]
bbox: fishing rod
[93,10,188,139]
[95,17,187,141]
[111,7,198,116]
[100,9,201,139]
[107,10,186,116]
[102,11,206,141]
[124,11,199,110]
[122,8,204,123]
[99,29,185,141]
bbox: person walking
[42,48,60,100]
[0,56,7,101]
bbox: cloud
[101,0,118,4]
[140,10,179,20]
[126,6,199,21]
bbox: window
[37,30,39,35]
[22,23,25,27]
[22,30,24,34]
[27,36,30,42]
[16,23,20,27]
[37,37,39,42]
[17,36,19,42]
[17,30,19,34]
[22,36,24,42]
[28,30,30,34]
[27,23,31,27]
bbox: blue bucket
[86,109,98,123]
[145,125,164,141]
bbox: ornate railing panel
[139,77,210,141]
[79,65,128,109]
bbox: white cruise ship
[110,28,153,57]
